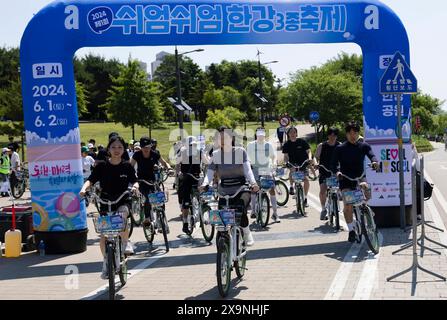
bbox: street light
[175,46,204,138]
[257,50,278,127]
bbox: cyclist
[81,146,95,181]
[130,137,172,227]
[79,135,139,278]
[315,127,341,220]
[247,127,280,223]
[199,126,259,246]
[282,126,314,207]
[127,140,135,159]
[331,121,379,243]
[176,136,209,233]
[8,143,21,196]
[0,147,11,197]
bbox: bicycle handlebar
[215,185,251,199]
[287,159,312,170]
[318,164,334,175]
[91,190,132,205]
[338,172,366,182]
[138,179,157,187]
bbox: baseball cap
[140,137,151,148]
[134,142,141,149]
[2,147,11,153]
[88,143,94,149]
[81,146,89,153]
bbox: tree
[205,107,246,129]
[74,54,123,120]
[75,81,89,118]
[281,66,362,134]
[0,78,23,138]
[104,59,162,139]
[0,47,20,88]
[411,91,445,134]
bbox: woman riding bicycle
[80,135,139,278]
[200,126,259,246]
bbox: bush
[205,107,246,129]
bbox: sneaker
[320,209,328,221]
[272,213,281,223]
[348,231,356,243]
[304,198,309,208]
[289,187,295,195]
[124,241,134,255]
[182,223,189,234]
[243,228,255,247]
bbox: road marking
[307,192,348,231]
[440,165,447,171]
[324,242,361,300]
[81,250,169,300]
[353,232,383,300]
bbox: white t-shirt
[247,140,276,169]
[10,152,20,171]
[82,156,95,179]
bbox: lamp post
[256,50,278,127]
[174,46,204,139]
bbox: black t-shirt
[132,150,160,181]
[87,160,137,201]
[320,141,341,171]
[331,141,378,179]
[87,151,97,160]
[282,139,310,166]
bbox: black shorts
[319,172,331,185]
[178,175,199,209]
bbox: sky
[1,0,446,110]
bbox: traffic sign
[380,52,417,94]
[309,111,320,122]
[279,116,290,127]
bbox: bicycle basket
[326,177,339,188]
[276,167,285,176]
[200,188,215,202]
[292,171,306,182]
[260,177,275,190]
[342,189,364,205]
[148,192,166,207]
[93,214,126,233]
[209,209,237,226]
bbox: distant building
[151,51,170,78]
[136,60,151,81]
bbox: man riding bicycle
[331,121,379,243]
[315,127,341,220]
[130,136,172,227]
[282,126,314,207]
[175,136,209,234]
[247,127,280,223]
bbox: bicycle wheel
[279,167,290,181]
[199,205,215,243]
[118,238,128,286]
[297,185,305,216]
[234,228,247,279]
[361,206,380,254]
[275,180,289,207]
[143,219,155,243]
[131,195,144,226]
[12,180,25,199]
[127,215,134,238]
[186,197,199,236]
[159,210,170,252]
[107,243,115,300]
[259,193,270,228]
[332,193,340,231]
[216,236,231,297]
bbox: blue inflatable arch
[21,0,412,253]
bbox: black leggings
[218,191,251,228]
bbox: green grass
[413,135,434,153]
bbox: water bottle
[38,240,45,256]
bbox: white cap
[2,147,11,153]
[88,143,94,148]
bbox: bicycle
[160,167,175,183]
[11,166,29,199]
[338,169,380,254]
[252,175,273,228]
[139,179,170,252]
[319,165,341,232]
[287,159,313,217]
[90,190,131,300]
[184,173,216,242]
[274,167,289,207]
[209,185,251,297]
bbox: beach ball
[56,192,80,218]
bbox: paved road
[1,138,447,300]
